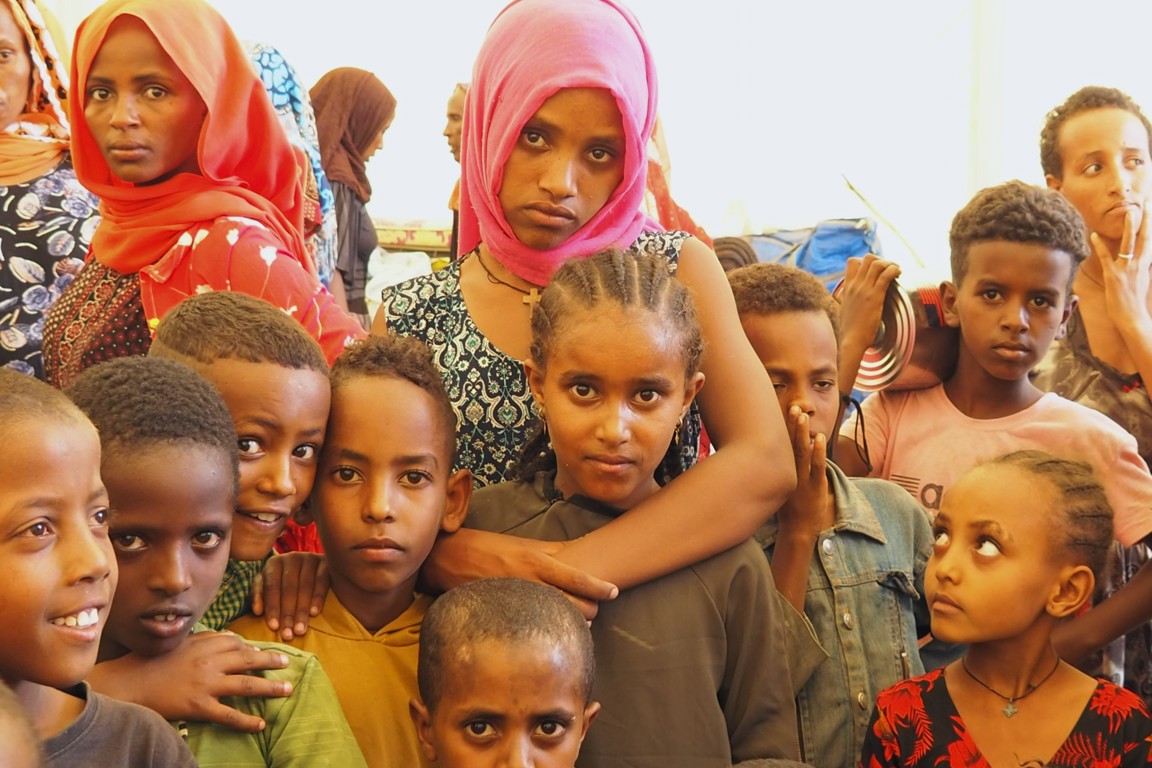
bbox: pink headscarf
[459,0,661,284]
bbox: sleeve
[715,545,802,764]
[1096,432,1152,547]
[187,221,366,366]
[332,182,359,281]
[839,392,892,478]
[264,653,369,767]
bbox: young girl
[465,250,805,767]
[861,451,1152,768]
[42,0,363,388]
[370,0,793,622]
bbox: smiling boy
[231,335,472,767]
[838,180,1152,667]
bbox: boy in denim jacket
[729,263,933,768]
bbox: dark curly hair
[1040,86,1152,180]
[330,334,457,463]
[949,181,1089,288]
[418,578,594,711]
[986,451,1113,582]
[0,369,87,435]
[150,291,328,375]
[727,262,840,344]
[518,248,703,484]
[65,357,239,494]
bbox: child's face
[926,463,1069,645]
[311,376,468,621]
[527,305,704,510]
[100,443,233,660]
[411,637,599,768]
[498,87,625,251]
[942,241,1074,383]
[84,17,206,186]
[0,418,116,690]
[200,359,331,562]
[740,309,840,443]
[1047,107,1150,242]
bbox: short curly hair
[1040,86,1152,180]
[949,181,1089,287]
[418,578,594,711]
[65,357,239,494]
[727,262,840,344]
[330,335,457,463]
[0,369,87,435]
[150,291,328,375]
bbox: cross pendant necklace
[960,655,1061,718]
[471,247,543,305]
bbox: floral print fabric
[0,155,100,379]
[860,667,1152,767]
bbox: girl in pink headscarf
[368,0,794,615]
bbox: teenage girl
[861,451,1152,768]
[362,0,793,626]
[466,249,805,767]
[42,0,363,388]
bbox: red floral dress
[860,667,1152,767]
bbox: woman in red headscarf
[42,0,363,388]
[311,67,395,327]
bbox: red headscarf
[69,0,309,276]
[0,0,71,184]
[459,0,661,284]
[311,67,395,204]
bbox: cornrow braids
[948,181,1089,288]
[1041,86,1152,181]
[517,248,703,484]
[989,451,1113,581]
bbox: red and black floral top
[860,667,1152,767]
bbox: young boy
[838,180,1152,668]
[149,290,334,629]
[0,370,195,767]
[409,577,600,768]
[727,262,933,768]
[230,335,472,768]
[66,357,366,767]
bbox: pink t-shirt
[840,384,1152,546]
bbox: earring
[672,418,683,448]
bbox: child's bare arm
[1053,554,1152,663]
[89,632,291,732]
[252,552,330,641]
[835,254,901,400]
[770,407,830,611]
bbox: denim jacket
[756,462,933,768]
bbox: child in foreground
[465,249,806,767]
[0,371,195,766]
[410,577,600,768]
[67,357,365,767]
[728,262,933,768]
[0,680,45,768]
[230,334,472,767]
[838,181,1152,667]
[861,452,1152,767]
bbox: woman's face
[498,88,625,251]
[83,17,207,186]
[1047,107,1151,242]
[443,87,465,163]
[0,3,32,130]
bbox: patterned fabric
[1034,306,1152,701]
[860,667,1152,767]
[1,155,100,378]
[245,41,337,288]
[42,258,149,388]
[199,558,267,631]
[381,229,700,487]
[44,217,364,388]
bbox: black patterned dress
[380,230,701,487]
[0,155,101,379]
[861,667,1152,767]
